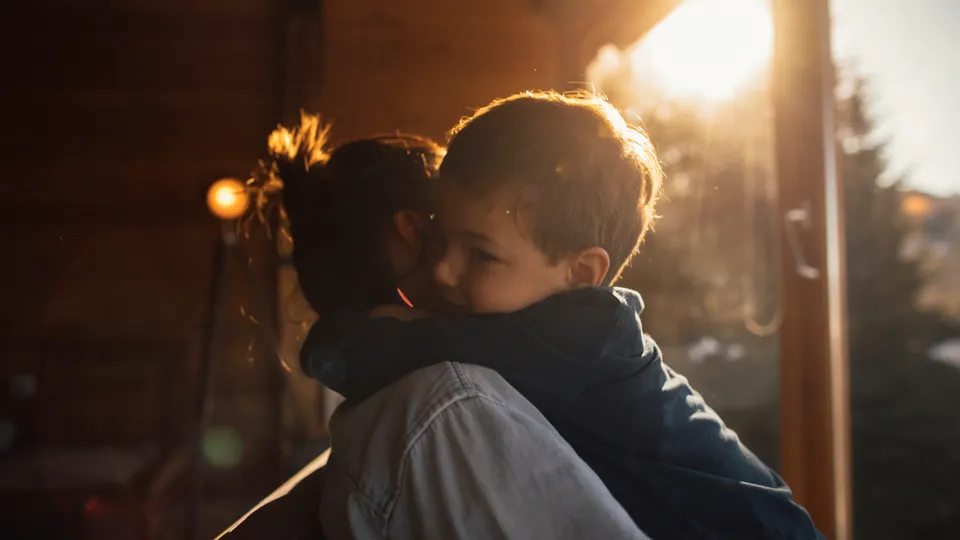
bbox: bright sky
[832,0,960,196]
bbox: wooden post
[771,1,851,539]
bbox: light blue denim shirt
[320,361,649,540]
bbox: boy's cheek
[465,277,518,314]
[472,275,564,315]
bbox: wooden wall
[4,0,284,488]
[314,0,560,142]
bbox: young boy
[303,92,824,539]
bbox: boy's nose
[434,256,458,289]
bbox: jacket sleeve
[303,314,538,399]
[302,298,615,402]
[385,393,651,540]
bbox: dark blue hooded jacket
[302,287,824,540]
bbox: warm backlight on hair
[634,0,773,101]
[207,178,249,220]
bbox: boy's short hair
[270,115,444,312]
[440,91,662,284]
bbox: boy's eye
[470,247,500,264]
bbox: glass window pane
[831,0,960,537]
[587,0,781,469]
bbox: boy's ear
[393,210,423,252]
[567,247,611,288]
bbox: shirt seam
[379,364,508,535]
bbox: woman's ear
[393,210,423,252]
[389,210,425,277]
[566,247,611,288]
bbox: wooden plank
[10,338,188,444]
[9,105,272,166]
[5,223,217,279]
[7,11,278,98]
[771,1,852,539]
[2,223,216,345]
[0,202,213,225]
[5,274,210,333]
[316,0,558,141]
[22,0,276,18]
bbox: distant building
[901,192,960,318]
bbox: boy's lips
[438,298,470,315]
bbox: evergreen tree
[836,75,960,540]
[838,77,935,362]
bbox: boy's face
[432,179,572,314]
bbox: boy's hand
[368,305,430,321]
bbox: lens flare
[207,178,249,220]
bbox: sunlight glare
[633,0,774,101]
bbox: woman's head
[266,113,445,314]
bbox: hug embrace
[260,90,824,540]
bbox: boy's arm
[301,288,623,401]
[301,312,539,401]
